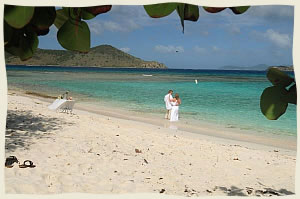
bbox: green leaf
[144,3,178,18]
[62,7,79,20]
[183,4,199,21]
[81,9,96,20]
[230,6,250,14]
[203,7,226,13]
[32,27,50,36]
[267,68,294,87]
[54,9,69,29]
[62,7,69,15]
[57,19,90,52]
[176,4,199,33]
[4,21,14,45]
[5,27,39,61]
[72,8,82,19]
[84,5,112,18]
[260,86,288,120]
[4,5,35,29]
[283,84,297,104]
[176,4,185,33]
[31,7,56,30]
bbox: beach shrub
[4,5,111,59]
[260,68,297,120]
[4,3,249,57]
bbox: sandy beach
[5,91,296,196]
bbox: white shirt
[164,93,173,110]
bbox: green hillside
[5,45,167,69]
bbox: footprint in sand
[42,174,61,190]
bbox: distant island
[220,64,293,71]
[5,45,167,69]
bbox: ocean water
[6,65,297,138]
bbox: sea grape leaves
[4,21,14,45]
[267,68,294,87]
[54,9,69,29]
[81,9,96,20]
[183,4,199,21]
[4,5,35,29]
[203,7,226,13]
[84,6,112,17]
[283,84,297,105]
[31,7,56,30]
[57,19,90,52]
[176,4,185,32]
[176,4,199,32]
[144,3,178,18]
[5,28,39,61]
[260,86,289,120]
[230,6,250,14]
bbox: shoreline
[9,88,297,153]
[5,91,296,195]
[6,64,168,69]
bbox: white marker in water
[195,79,198,84]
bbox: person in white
[170,93,181,122]
[164,90,175,119]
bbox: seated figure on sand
[49,91,75,113]
[62,91,69,100]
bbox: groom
[164,90,174,119]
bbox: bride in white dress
[170,93,181,122]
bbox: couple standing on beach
[164,90,181,121]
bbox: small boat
[195,79,198,84]
[143,74,153,77]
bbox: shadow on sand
[213,185,294,196]
[5,109,75,153]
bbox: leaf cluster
[4,4,250,60]
[260,68,296,120]
[144,4,250,32]
[4,5,111,60]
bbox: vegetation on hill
[5,45,167,68]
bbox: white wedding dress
[170,101,179,122]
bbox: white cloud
[89,22,103,35]
[200,31,209,36]
[264,29,292,48]
[228,25,241,34]
[252,29,292,48]
[212,46,220,52]
[119,47,130,53]
[88,20,139,35]
[199,5,293,30]
[87,6,147,35]
[89,5,293,37]
[88,5,181,35]
[154,45,184,53]
[194,46,206,54]
[248,5,294,19]
[103,21,124,32]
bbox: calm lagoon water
[6,65,297,139]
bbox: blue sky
[39,5,294,69]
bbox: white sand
[5,92,296,196]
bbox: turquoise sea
[6,65,297,139]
